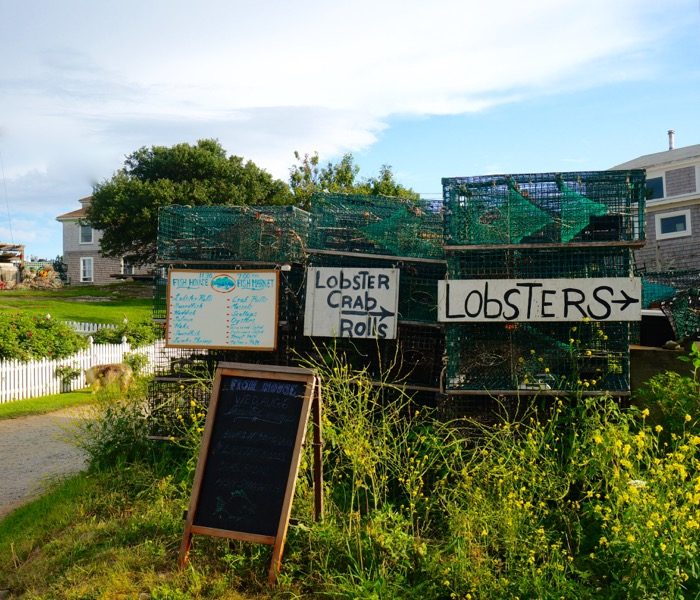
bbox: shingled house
[56,196,151,284]
[611,132,700,272]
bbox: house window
[79,225,93,244]
[646,177,664,200]
[655,209,692,240]
[121,259,135,276]
[80,257,94,282]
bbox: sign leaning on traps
[304,267,400,338]
[178,363,324,585]
[166,269,279,350]
[438,277,642,322]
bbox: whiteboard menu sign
[438,277,641,323]
[167,269,279,350]
[304,267,399,339]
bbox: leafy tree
[290,151,419,207]
[87,139,293,265]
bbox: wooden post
[312,379,324,522]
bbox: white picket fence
[0,338,174,403]
[63,321,117,335]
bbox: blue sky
[1,0,699,260]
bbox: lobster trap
[307,252,446,324]
[147,376,213,438]
[662,290,700,340]
[446,247,632,280]
[157,204,310,263]
[297,322,444,389]
[445,320,631,393]
[308,193,444,259]
[442,170,645,246]
[641,270,700,308]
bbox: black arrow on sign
[611,290,640,312]
[341,305,395,321]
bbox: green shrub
[75,380,160,471]
[123,351,149,375]
[60,346,700,598]
[635,342,700,435]
[0,311,88,360]
[91,319,163,348]
[279,352,700,599]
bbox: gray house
[56,196,150,285]
[611,133,700,272]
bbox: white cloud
[0,0,688,257]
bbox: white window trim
[79,224,94,244]
[655,208,692,241]
[80,257,94,282]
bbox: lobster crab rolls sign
[304,267,399,338]
[167,269,279,349]
[438,277,642,322]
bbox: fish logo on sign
[210,274,236,293]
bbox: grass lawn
[0,390,95,420]
[0,281,153,323]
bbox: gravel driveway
[0,407,90,519]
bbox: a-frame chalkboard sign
[178,362,321,584]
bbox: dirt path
[0,407,90,519]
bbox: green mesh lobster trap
[446,247,632,280]
[442,251,635,393]
[445,320,631,393]
[308,193,444,259]
[307,252,446,324]
[157,204,310,263]
[641,270,700,309]
[662,290,700,340]
[442,170,645,246]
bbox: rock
[662,340,680,350]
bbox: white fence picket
[0,339,174,403]
[63,321,118,335]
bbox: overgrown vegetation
[91,319,163,348]
[0,311,88,360]
[2,350,700,598]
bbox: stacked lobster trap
[442,170,646,403]
[303,194,446,398]
[149,169,647,427]
[150,196,448,428]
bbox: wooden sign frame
[178,363,322,584]
[166,269,279,351]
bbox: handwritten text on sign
[304,267,399,338]
[438,278,642,322]
[167,269,278,349]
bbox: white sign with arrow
[304,267,400,339]
[438,277,642,322]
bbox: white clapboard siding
[0,339,173,403]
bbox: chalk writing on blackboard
[179,364,319,585]
[166,269,279,350]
